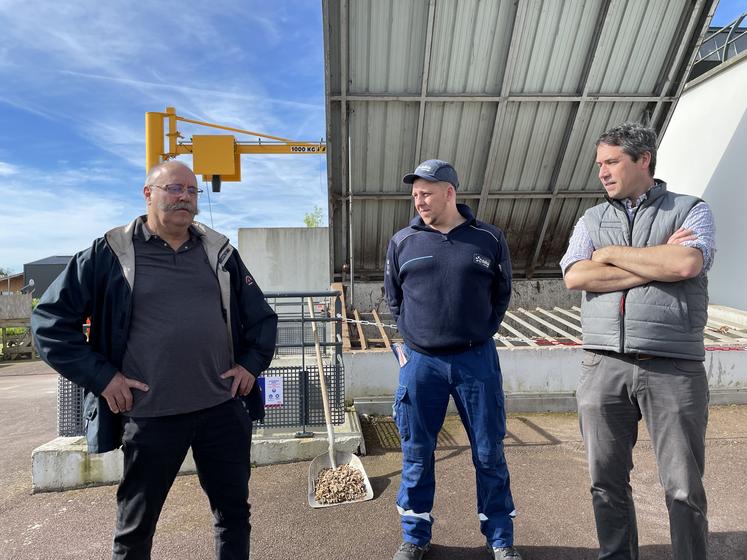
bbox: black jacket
[32,217,278,453]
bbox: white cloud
[0,152,328,271]
[0,161,19,175]
[0,168,140,271]
[0,1,328,271]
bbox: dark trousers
[576,351,709,560]
[112,399,253,560]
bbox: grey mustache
[157,201,199,215]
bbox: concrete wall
[657,51,747,309]
[344,346,747,412]
[237,227,331,293]
[347,279,580,316]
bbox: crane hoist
[145,107,326,192]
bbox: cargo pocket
[392,385,410,441]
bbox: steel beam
[654,0,715,135]
[525,0,612,277]
[414,0,437,163]
[340,0,349,282]
[329,94,676,103]
[334,190,603,201]
[476,0,525,221]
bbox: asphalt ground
[1,360,745,560]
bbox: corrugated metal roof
[324,0,717,280]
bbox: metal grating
[57,376,84,437]
[56,291,347,437]
[258,363,345,429]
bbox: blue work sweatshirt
[384,204,512,355]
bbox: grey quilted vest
[581,181,708,360]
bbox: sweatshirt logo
[473,253,491,269]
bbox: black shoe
[393,541,431,560]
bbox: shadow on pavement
[507,531,747,559]
[367,446,470,500]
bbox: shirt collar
[409,203,477,230]
[623,182,658,212]
[134,215,201,243]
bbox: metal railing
[261,291,345,433]
[694,12,747,65]
[56,290,346,438]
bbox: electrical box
[192,135,241,181]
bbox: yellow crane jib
[145,107,326,192]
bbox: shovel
[306,297,373,508]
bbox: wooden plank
[505,311,557,342]
[499,318,538,347]
[535,307,583,333]
[519,308,582,344]
[352,308,368,350]
[704,323,744,343]
[553,305,739,344]
[371,309,391,350]
[556,307,582,321]
[706,320,747,339]
[493,333,515,348]
[330,282,352,350]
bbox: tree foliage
[303,205,324,227]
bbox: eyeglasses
[148,184,203,196]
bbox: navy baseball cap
[402,159,459,189]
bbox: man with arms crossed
[385,160,520,560]
[562,122,715,560]
[33,160,278,559]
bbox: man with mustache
[32,160,278,559]
[561,122,716,560]
[384,160,520,559]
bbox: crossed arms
[564,227,704,293]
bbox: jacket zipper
[215,240,235,360]
[619,196,650,353]
[216,239,231,318]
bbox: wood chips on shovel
[314,464,367,504]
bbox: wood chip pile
[314,464,366,504]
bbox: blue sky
[0,0,745,273]
[0,1,327,272]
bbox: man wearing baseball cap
[385,159,520,560]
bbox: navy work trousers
[393,339,515,548]
[112,398,253,560]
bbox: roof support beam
[322,0,337,289]
[414,0,437,163]
[340,0,350,283]
[330,93,676,103]
[476,0,525,221]
[525,0,612,277]
[334,190,604,201]
[651,0,713,132]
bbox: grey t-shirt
[122,218,233,417]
